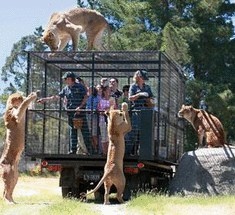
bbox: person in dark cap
[37,71,89,154]
[109,77,123,108]
[62,71,76,79]
[129,69,153,109]
[127,69,154,155]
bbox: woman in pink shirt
[97,86,115,155]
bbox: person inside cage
[121,84,130,108]
[37,71,89,155]
[98,85,116,155]
[109,77,123,108]
[128,69,154,155]
[86,86,100,154]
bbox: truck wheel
[124,174,139,200]
[123,187,131,201]
[76,183,87,200]
[62,187,71,198]
[71,187,80,198]
[94,190,104,202]
[70,184,87,199]
[62,186,85,199]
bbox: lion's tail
[83,163,115,197]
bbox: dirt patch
[0,176,60,198]
[0,176,128,215]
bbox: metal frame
[26,51,185,163]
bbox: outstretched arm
[37,95,60,103]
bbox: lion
[42,7,111,52]
[0,92,37,203]
[178,104,226,148]
[81,102,131,204]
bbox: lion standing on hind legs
[0,92,37,204]
[81,102,132,205]
[178,104,226,148]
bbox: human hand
[138,92,149,97]
[75,107,80,112]
[37,98,45,104]
[75,107,81,115]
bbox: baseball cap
[136,69,149,80]
[62,72,76,79]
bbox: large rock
[169,146,235,196]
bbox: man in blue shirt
[128,69,154,155]
[37,72,88,154]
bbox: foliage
[161,22,191,65]
[185,79,235,143]
[1,31,46,94]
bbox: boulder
[169,146,235,196]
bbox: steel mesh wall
[26,51,185,162]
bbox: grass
[127,194,235,215]
[1,175,235,215]
[0,175,96,215]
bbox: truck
[25,51,185,200]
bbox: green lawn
[1,176,235,215]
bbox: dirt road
[0,176,60,198]
[0,176,128,215]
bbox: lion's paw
[28,92,38,100]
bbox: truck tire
[123,186,131,201]
[62,187,71,198]
[60,167,74,198]
[61,183,87,199]
[123,174,139,200]
[94,190,104,202]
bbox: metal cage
[26,51,185,163]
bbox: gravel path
[92,203,129,215]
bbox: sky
[0,0,77,79]
[0,0,234,87]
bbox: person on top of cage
[127,69,154,155]
[37,71,89,155]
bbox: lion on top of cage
[0,92,37,204]
[42,7,111,52]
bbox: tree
[1,0,235,145]
[1,28,46,94]
[78,0,162,50]
[161,22,191,65]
